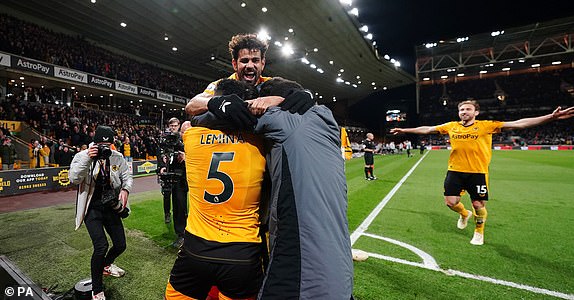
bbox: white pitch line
[447,269,574,300]
[365,252,430,270]
[350,152,429,245]
[362,232,439,270]
[363,252,574,300]
[350,151,574,299]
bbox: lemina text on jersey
[200,133,246,144]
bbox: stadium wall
[0,160,157,197]
[0,51,189,106]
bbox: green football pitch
[1,150,573,299]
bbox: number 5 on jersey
[204,152,235,203]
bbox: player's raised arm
[390,126,439,135]
[245,96,283,116]
[186,92,213,116]
[502,106,574,130]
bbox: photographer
[157,117,188,248]
[30,139,46,168]
[68,125,133,300]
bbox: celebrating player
[391,100,574,245]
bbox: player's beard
[459,113,475,125]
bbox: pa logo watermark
[3,284,38,299]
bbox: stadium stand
[0,14,208,97]
[1,13,573,171]
[408,16,574,148]
[0,13,208,169]
[0,92,163,169]
[417,68,574,146]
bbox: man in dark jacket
[1,137,17,170]
[158,117,188,248]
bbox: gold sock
[450,202,469,217]
[474,207,488,234]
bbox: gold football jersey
[436,120,504,174]
[182,127,266,243]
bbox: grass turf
[1,150,573,299]
[349,150,574,299]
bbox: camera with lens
[158,132,185,189]
[159,132,184,154]
[101,187,130,218]
[97,144,112,159]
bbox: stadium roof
[415,16,574,82]
[2,0,415,105]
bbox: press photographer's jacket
[69,145,133,230]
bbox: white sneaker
[92,291,106,300]
[470,232,484,245]
[457,210,472,229]
[103,264,125,277]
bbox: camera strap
[96,158,112,187]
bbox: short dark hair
[228,34,269,61]
[259,77,304,98]
[168,117,180,125]
[215,79,258,100]
[458,100,480,111]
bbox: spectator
[1,137,17,170]
[58,145,74,167]
[30,139,46,168]
[119,136,133,162]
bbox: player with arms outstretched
[391,100,574,245]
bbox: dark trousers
[84,206,126,294]
[171,184,188,238]
[163,183,188,238]
[163,189,171,215]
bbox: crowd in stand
[415,67,574,146]
[1,94,165,170]
[342,69,574,148]
[419,68,574,118]
[0,14,209,97]
[5,84,172,118]
[0,13,202,170]
[1,14,573,170]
